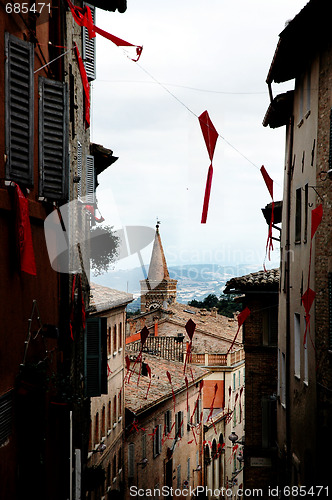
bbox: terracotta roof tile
[224,268,279,293]
[89,283,133,312]
[125,353,209,414]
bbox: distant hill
[92,263,261,311]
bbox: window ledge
[118,416,122,422]
[113,351,117,357]
[107,429,112,436]
[294,374,300,381]
[303,380,309,387]
[113,422,117,429]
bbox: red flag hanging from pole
[74,43,90,127]
[184,319,196,373]
[198,110,219,223]
[14,183,37,276]
[227,307,250,355]
[260,165,274,269]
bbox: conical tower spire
[147,221,170,282]
[140,222,177,312]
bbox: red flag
[14,183,36,276]
[74,43,90,127]
[311,203,323,240]
[261,166,274,267]
[185,319,196,340]
[199,111,218,162]
[301,288,316,345]
[199,111,218,224]
[184,319,196,373]
[227,307,250,355]
[260,165,274,199]
[140,326,149,346]
[85,205,105,223]
[66,0,143,61]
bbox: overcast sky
[90,0,308,276]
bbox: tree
[188,293,238,318]
[90,225,119,276]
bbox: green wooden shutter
[5,33,34,186]
[82,3,96,81]
[38,77,68,200]
[84,317,107,397]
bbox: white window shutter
[77,141,82,198]
[82,3,96,81]
[86,155,95,203]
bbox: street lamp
[228,432,239,445]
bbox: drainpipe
[285,115,294,485]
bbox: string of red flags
[74,42,90,128]
[198,110,219,223]
[260,165,275,270]
[66,0,143,61]
[227,306,250,355]
[183,318,196,373]
[301,203,323,346]
[14,183,37,276]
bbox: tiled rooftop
[224,268,280,293]
[125,352,209,414]
[89,282,133,313]
[162,302,242,352]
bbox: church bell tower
[140,222,177,312]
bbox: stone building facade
[264,0,332,489]
[87,283,133,499]
[225,269,279,496]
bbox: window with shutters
[5,33,34,186]
[128,443,135,478]
[82,3,96,81]
[153,424,162,457]
[0,390,13,446]
[84,317,108,397]
[175,411,183,439]
[164,409,172,435]
[176,465,181,489]
[38,77,68,200]
[142,431,147,460]
[86,155,95,203]
[77,141,82,198]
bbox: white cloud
[90,0,307,273]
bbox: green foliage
[90,225,119,276]
[188,293,239,318]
